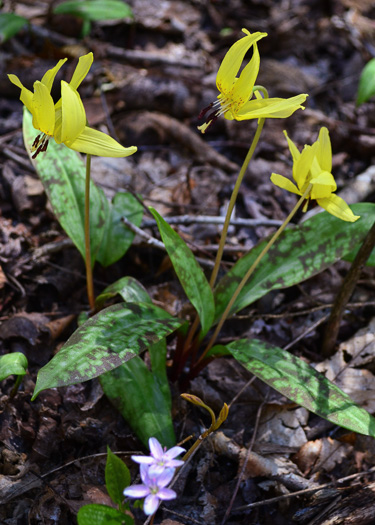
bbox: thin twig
[235,301,375,320]
[234,466,375,511]
[122,217,215,269]
[142,215,283,228]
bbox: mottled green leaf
[101,354,176,448]
[23,109,139,267]
[32,302,182,399]
[77,504,133,525]
[96,192,143,267]
[149,338,171,409]
[0,353,28,381]
[54,0,133,21]
[0,13,28,43]
[150,207,215,338]
[95,276,151,310]
[105,447,131,505]
[357,58,375,106]
[23,108,107,263]
[214,204,375,322]
[227,338,375,437]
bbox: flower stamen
[31,134,50,159]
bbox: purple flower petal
[157,487,177,501]
[143,494,160,515]
[131,455,154,465]
[140,463,152,484]
[156,468,175,487]
[123,484,150,498]
[149,437,164,460]
[165,446,185,459]
[148,464,165,477]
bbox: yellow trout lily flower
[198,29,308,133]
[271,127,360,222]
[8,53,137,159]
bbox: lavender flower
[124,464,177,515]
[131,437,185,476]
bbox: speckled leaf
[214,203,375,322]
[77,504,132,525]
[95,276,151,310]
[100,351,176,448]
[32,302,182,399]
[0,353,28,381]
[227,338,375,436]
[95,192,143,267]
[150,207,214,337]
[23,108,108,264]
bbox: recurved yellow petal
[67,126,137,157]
[293,144,315,190]
[315,126,332,172]
[317,194,360,222]
[40,58,67,92]
[283,131,300,163]
[69,53,93,91]
[235,94,307,120]
[8,74,34,113]
[32,81,56,135]
[59,81,86,144]
[231,43,260,107]
[270,173,301,195]
[216,29,266,93]
[310,170,337,199]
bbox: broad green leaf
[150,207,215,338]
[32,302,182,398]
[0,353,28,381]
[77,504,133,525]
[101,355,176,448]
[105,447,131,505]
[95,192,143,267]
[95,276,151,310]
[0,13,28,43]
[357,58,375,106]
[23,108,107,264]
[149,338,171,409]
[23,109,139,267]
[214,204,375,322]
[227,339,375,437]
[53,0,133,21]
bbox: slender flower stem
[181,118,265,368]
[84,154,95,311]
[209,117,265,288]
[196,185,313,366]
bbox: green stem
[209,118,265,288]
[197,184,312,365]
[85,154,95,311]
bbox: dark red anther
[198,103,213,120]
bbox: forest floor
[1,0,375,524]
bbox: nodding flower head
[198,28,308,133]
[131,437,185,477]
[271,127,360,222]
[8,53,137,159]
